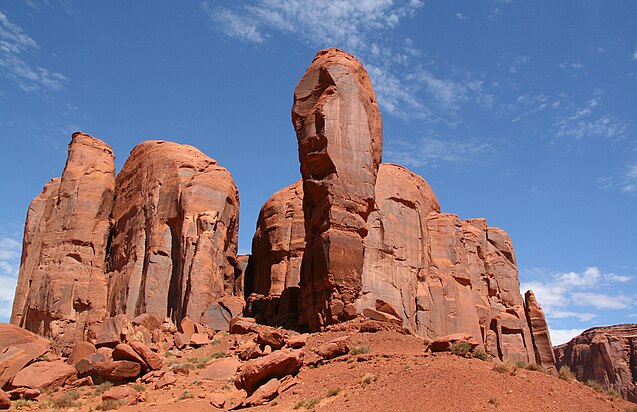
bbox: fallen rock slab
[94,360,141,381]
[429,333,480,352]
[102,385,142,405]
[199,357,241,381]
[7,387,40,400]
[190,333,209,346]
[239,378,280,408]
[235,349,303,394]
[129,341,163,370]
[154,371,177,389]
[11,361,77,390]
[316,336,350,359]
[112,343,148,371]
[0,390,10,409]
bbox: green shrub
[450,341,473,357]
[51,390,81,409]
[607,388,621,399]
[586,380,604,392]
[524,363,546,373]
[97,399,125,410]
[349,345,370,355]
[130,383,145,392]
[95,381,113,395]
[558,365,574,381]
[472,349,488,361]
[293,400,305,409]
[178,390,194,400]
[13,399,35,409]
[327,387,341,397]
[305,398,321,409]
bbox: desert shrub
[13,399,34,409]
[293,400,305,409]
[97,399,125,410]
[558,365,574,381]
[450,341,473,357]
[624,407,637,412]
[607,388,621,399]
[327,387,341,397]
[492,363,509,374]
[192,378,202,386]
[361,373,376,385]
[51,390,81,409]
[349,345,370,355]
[130,383,145,392]
[304,398,321,409]
[95,381,113,395]
[516,361,528,369]
[524,363,546,373]
[488,397,499,406]
[586,380,604,392]
[211,339,221,345]
[472,349,488,361]
[178,390,194,400]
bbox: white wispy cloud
[621,164,637,194]
[203,1,493,122]
[385,137,494,168]
[0,236,20,319]
[509,55,529,74]
[550,328,585,346]
[521,266,632,323]
[554,96,628,140]
[633,42,637,61]
[456,13,467,21]
[0,10,68,92]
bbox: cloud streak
[0,11,68,92]
[0,236,20,319]
[385,136,494,169]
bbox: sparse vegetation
[607,388,621,399]
[558,365,574,381]
[524,363,546,373]
[349,345,370,355]
[304,398,321,409]
[450,341,473,357]
[472,349,488,361]
[624,407,637,412]
[95,381,113,395]
[179,389,194,400]
[361,373,376,385]
[97,399,125,410]
[192,378,202,386]
[50,390,81,409]
[269,400,278,406]
[131,382,146,392]
[37,400,52,409]
[13,399,35,409]
[492,363,510,374]
[488,397,499,407]
[293,400,305,409]
[222,377,235,391]
[211,339,221,345]
[327,387,342,397]
[586,380,604,392]
[169,352,226,370]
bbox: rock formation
[11,135,241,353]
[555,324,637,402]
[11,133,115,355]
[292,48,383,330]
[107,140,240,324]
[244,180,304,325]
[245,48,555,368]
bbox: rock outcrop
[555,324,637,402]
[107,140,240,324]
[11,135,241,353]
[244,48,555,369]
[244,180,305,324]
[11,133,115,355]
[292,48,383,330]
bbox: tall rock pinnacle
[11,132,115,355]
[292,48,383,330]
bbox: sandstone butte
[12,48,555,372]
[555,324,637,402]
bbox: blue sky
[0,1,635,345]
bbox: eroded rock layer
[555,325,637,402]
[292,48,383,330]
[244,180,304,325]
[11,133,115,355]
[107,141,240,324]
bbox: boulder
[0,390,8,410]
[316,336,350,360]
[94,360,141,380]
[429,333,480,353]
[240,378,280,407]
[190,333,209,346]
[106,140,240,324]
[179,318,196,337]
[0,322,53,389]
[257,329,286,350]
[229,318,257,335]
[67,341,96,366]
[112,343,148,371]
[199,357,241,381]
[102,385,142,405]
[555,324,637,402]
[11,361,77,390]
[286,334,309,349]
[235,350,303,394]
[128,341,163,371]
[293,48,383,331]
[7,387,40,400]
[173,332,189,349]
[154,371,177,389]
[10,133,115,355]
[68,376,93,388]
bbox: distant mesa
[10,48,555,372]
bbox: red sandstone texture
[292,48,383,331]
[556,324,637,402]
[11,133,115,355]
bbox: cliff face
[106,141,240,325]
[11,135,240,354]
[244,48,555,369]
[556,325,637,402]
[11,133,115,355]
